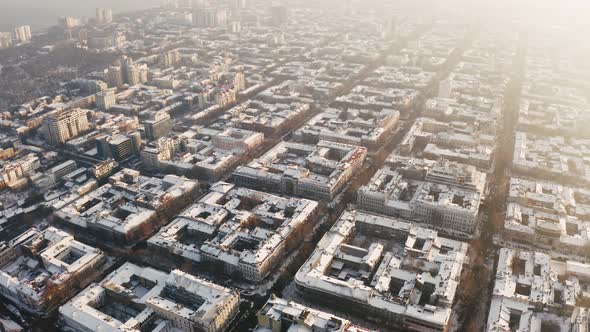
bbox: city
[0,0,589,331]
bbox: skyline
[0,0,160,30]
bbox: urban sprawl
[0,1,588,331]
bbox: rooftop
[295,210,468,329]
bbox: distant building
[0,153,40,189]
[234,71,247,91]
[438,77,453,98]
[95,8,113,24]
[142,127,264,181]
[358,156,486,238]
[213,100,313,137]
[105,66,124,88]
[234,140,367,200]
[144,111,172,141]
[500,177,590,257]
[13,26,31,43]
[48,160,77,185]
[93,159,118,179]
[72,79,108,94]
[121,57,148,86]
[193,7,227,28]
[292,108,400,150]
[270,5,288,26]
[43,108,91,145]
[0,32,13,49]
[95,90,116,111]
[96,133,138,161]
[60,16,81,29]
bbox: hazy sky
[0,0,161,31]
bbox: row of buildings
[0,26,32,49]
[0,2,558,332]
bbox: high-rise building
[438,76,453,98]
[60,17,81,29]
[191,0,208,9]
[96,91,116,111]
[270,5,288,26]
[14,26,32,43]
[193,7,227,28]
[23,26,31,41]
[234,71,247,91]
[230,0,247,10]
[43,108,91,145]
[96,8,113,24]
[385,17,397,40]
[120,57,147,86]
[78,29,88,43]
[104,9,113,23]
[96,133,138,161]
[105,66,124,88]
[0,32,13,49]
[123,58,140,85]
[159,49,181,68]
[144,111,172,140]
[96,8,104,24]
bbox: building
[96,91,116,111]
[0,153,40,189]
[121,57,146,86]
[292,108,400,150]
[234,71,247,91]
[295,210,469,332]
[399,117,496,171]
[270,5,288,26]
[144,111,172,141]
[0,32,13,49]
[193,7,227,28]
[13,26,31,43]
[358,156,486,238]
[365,66,436,90]
[499,177,590,257]
[43,108,91,145]
[0,227,107,315]
[512,131,590,185]
[149,182,318,282]
[59,263,240,332]
[48,160,78,185]
[333,85,419,117]
[140,137,177,170]
[93,159,118,179]
[60,16,81,29]
[487,248,590,332]
[105,66,124,88]
[209,100,312,137]
[73,79,108,94]
[438,77,453,98]
[96,132,140,161]
[517,98,590,137]
[55,169,199,247]
[256,296,375,332]
[143,127,264,181]
[234,140,367,201]
[96,8,113,24]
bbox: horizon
[0,0,161,31]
